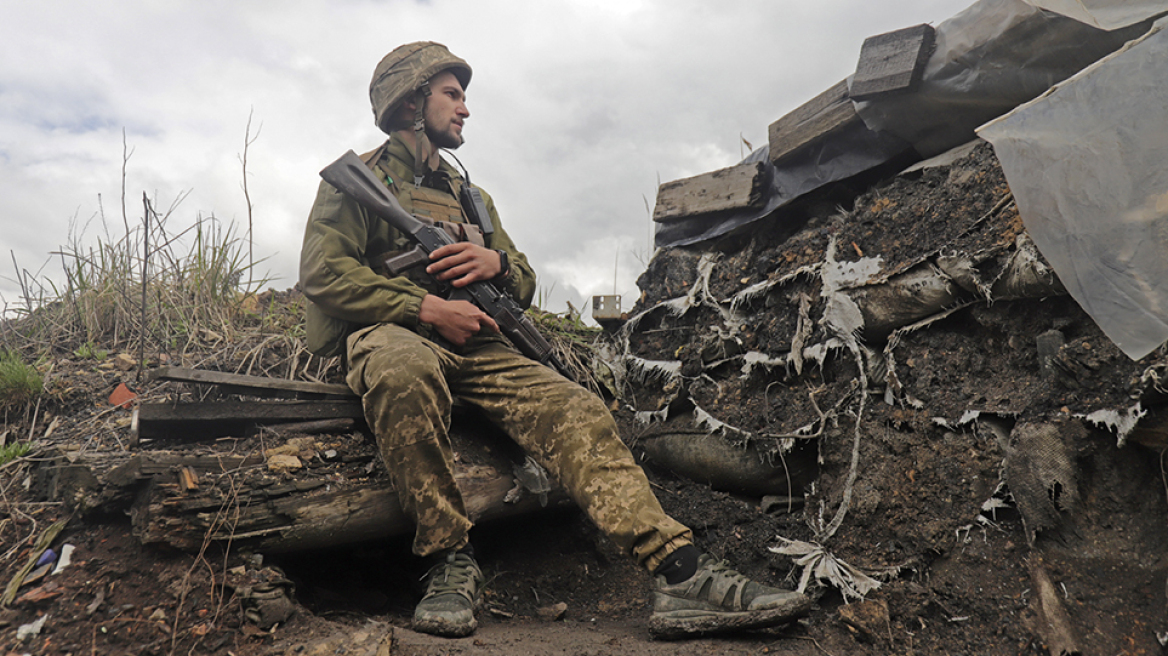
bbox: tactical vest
[365,156,485,293]
[302,148,485,358]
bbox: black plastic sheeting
[654,123,912,249]
[655,0,1158,250]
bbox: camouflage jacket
[299,135,536,357]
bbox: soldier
[299,41,811,640]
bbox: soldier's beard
[427,125,464,150]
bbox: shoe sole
[648,595,813,640]
[413,615,478,638]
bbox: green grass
[74,341,110,361]
[0,349,43,409]
[0,441,32,466]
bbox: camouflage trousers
[346,323,692,572]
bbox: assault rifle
[320,150,564,373]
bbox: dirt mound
[611,141,1168,654]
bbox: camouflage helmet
[370,41,472,134]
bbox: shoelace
[423,554,478,597]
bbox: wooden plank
[133,400,365,442]
[147,366,355,399]
[768,79,860,164]
[850,24,935,101]
[177,467,198,492]
[652,162,770,223]
[137,400,364,423]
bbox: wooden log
[768,79,860,165]
[850,24,935,101]
[148,366,355,399]
[128,453,567,553]
[132,400,365,442]
[43,420,570,555]
[652,162,771,223]
[130,465,568,553]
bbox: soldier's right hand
[419,294,499,346]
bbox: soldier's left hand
[426,242,503,287]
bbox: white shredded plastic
[770,538,884,600]
[623,356,681,385]
[634,408,670,425]
[16,614,48,641]
[1080,403,1147,447]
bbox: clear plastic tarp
[977,19,1168,360]
[853,0,1154,159]
[1027,0,1168,29]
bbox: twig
[140,193,152,383]
[785,634,836,656]
[240,109,261,287]
[169,465,243,655]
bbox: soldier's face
[424,70,469,149]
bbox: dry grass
[2,190,346,398]
[8,205,260,357]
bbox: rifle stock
[320,150,564,373]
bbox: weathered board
[653,162,771,223]
[768,79,859,164]
[850,24,936,100]
[148,366,354,399]
[133,400,365,442]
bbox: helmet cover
[370,41,472,134]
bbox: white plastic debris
[1080,403,1147,447]
[16,614,49,641]
[51,544,75,575]
[770,538,885,600]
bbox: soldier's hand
[419,294,499,345]
[426,242,503,287]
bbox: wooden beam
[768,79,860,165]
[148,366,355,399]
[133,400,365,442]
[850,24,936,101]
[652,162,771,223]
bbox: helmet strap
[413,81,432,187]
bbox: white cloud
[1,0,974,320]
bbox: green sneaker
[413,550,484,638]
[648,554,812,639]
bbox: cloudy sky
[1,0,975,320]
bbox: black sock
[653,544,700,584]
